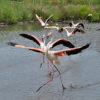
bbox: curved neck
[43,37,46,45]
[42,36,47,46]
[47,36,53,47]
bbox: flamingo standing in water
[7,40,90,92]
[36,14,53,27]
[69,21,84,29]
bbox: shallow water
[0,23,100,100]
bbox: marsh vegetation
[0,0,100,24]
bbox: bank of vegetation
[0,0,100,24]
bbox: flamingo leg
[54,65,66,91]
[43,54,45,64]
[40,54,45,68]
[36,64,54,92]
[48,61,50,76]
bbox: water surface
[0,23,100,100]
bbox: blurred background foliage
[0,0,100,24]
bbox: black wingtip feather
[19,33,40,46]
[66,43,90,56]
[82,43,90,50]
[19,33,27,37]
[7,42,19,46]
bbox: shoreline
[0,19,99,28]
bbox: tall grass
[0,0,100,24]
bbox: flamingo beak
[47,32,52,37]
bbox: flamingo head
[42,34,46,41]
[47,32,53,39]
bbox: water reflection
[0,23,42,31]
[0,23,100,100]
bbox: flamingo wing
[63,26,74,29]
[54,43,90,56]
[7,42,44,54]
[51,38,75,48]
[77,22,84,29]
[36,14,45,26]
[45,15,53,24]
[72,28,85,35]
[44,26,58,29]
[19,34,42,46]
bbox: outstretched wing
[7,42,44,53]
[72,28,85,35]
[51,38,75,48]
[45,15,53,24]
[20,34,42,46]
[44,26,58,29]
[77,22,84,29]
[63,26,74,29]
[36,14,45,26]
[54,43,90,56]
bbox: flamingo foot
[48,71,52,77]
[40,63,43,68]
[36,86,42,92]
[62,84,66,91]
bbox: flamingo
[69,21,84,29]
[45,25,85,37]
[19,33,75,68]
[19,33,76,75]
[7,41,90,92]
[44,25,72,37]
[64,27,85,37]
[35,14,52,27]
[19,33,48,68]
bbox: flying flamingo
[19,33,48,67]
[44,25,72,37]
[7,41,90,92]
[19,33,75,74]
[69,21,84,29]
[45,25,85,37]
[64,27,85,37]
[36,14,53,27]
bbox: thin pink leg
[43,55,45,64]
[36,64,54,92]
[48,61,49,76]
[54,65,66,90]
[40,55,45,68]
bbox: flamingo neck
[43,37,46,45]
[47,36,53,49]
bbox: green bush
[77,5,92,19]
[0,0,100,24]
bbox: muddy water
[0,23,100,100]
